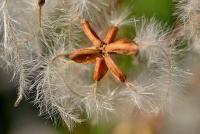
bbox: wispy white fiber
[175,0,200,53]
[0,0,195,131]
[134,18,172,67]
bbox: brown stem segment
[39,7,42,27]
[104,26,118,44]
[104,55,126,82]
[81,19,102,47]
[93,57,108,81]
[38,0,45,27]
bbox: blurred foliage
[133,0,175,24]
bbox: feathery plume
[63,0,108,21]
[175,0,200,53]
[0,0,196,131]
[134,18,171,67]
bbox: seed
[38,0,45,7]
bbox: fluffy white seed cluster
[0,0,42,106]
[0,0,195,131]
[175,0,200,53]
[63,0,108,22]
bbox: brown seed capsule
[81,19,102,47]
[93,57,108,81]
[103,26,118,44]
[67,47,101,64]
[105,39,139,55]
[104,55,126,82]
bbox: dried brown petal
[104,55,126,82]
[104,26,118,44]
[81,19,102,47]
[105,39,138,55]
[68,47,101,64]
[93,57,108,81]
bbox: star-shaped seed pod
[67,19,139,82]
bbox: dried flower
[67,19,138,82]
[0,0,196,131]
